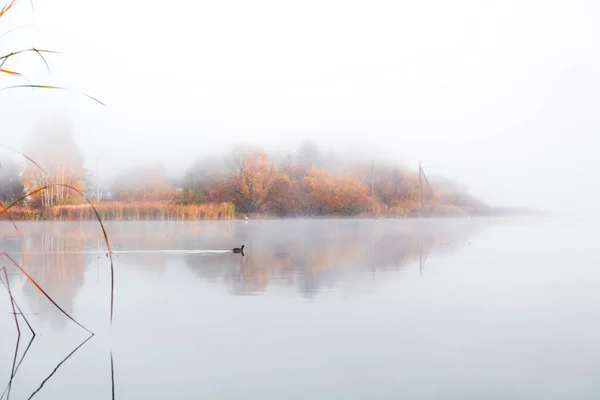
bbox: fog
[1,0,599,215]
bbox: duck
[232,245,245,256]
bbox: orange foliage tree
[301,167,369,215]
[220,148,289,213]
[175,142,477,217]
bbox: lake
[1,217,599,399]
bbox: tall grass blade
[0,68,31,85]
[0,84,105,106]
[0,48,57,67]
[0,68,20,76]
[30,48,51,73]
[0,25,40,40]
[0,0,16,17]
[0,48,57,59]
[0,144,44,173]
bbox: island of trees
[1,114,490,221]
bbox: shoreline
[0,204,547,221]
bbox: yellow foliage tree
[221,149,287,213]
[301,167,369,215]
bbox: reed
[1,2,110,398]
[0,266,19,335]
[2,200,477,220]
[364,201,419,218]
[3,201,237,220]
[0,266,36,400]
[1,265,20,400]
[363,201,471,218]
[1,252,94,334]
[1,183,116,324]
[26,333,94,400]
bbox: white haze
[0,0,599,216]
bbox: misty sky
[1,0,599,215]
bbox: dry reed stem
[0,252,94,335]
[0,270,36,400]
[0,0,16,17]
[0,144,44,172]
[0,333,34,400]
[0,267,20,336]
[0,267,20,400]
[0,272,33,336]
[3,334,19,400]
[26,334,94,400]
[0,48,55,71]
[0,84,106,106]
[1,4,106,394]
[110,351,115,400]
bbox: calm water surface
[1,217,599,399]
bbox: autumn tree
[221,147,288,213]
[301,167,369,215]
[264,173,297,216]
[22,112,86,207]
[0,156,25,203]
[111,162,175,202]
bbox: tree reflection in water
[0,218,487,398]
[20,225,87,330]
[185,219,486,296]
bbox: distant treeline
[1,117,487,220]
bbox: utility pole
[370,160,375,196]
[96,155,100,203]
[418,161,423,208]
